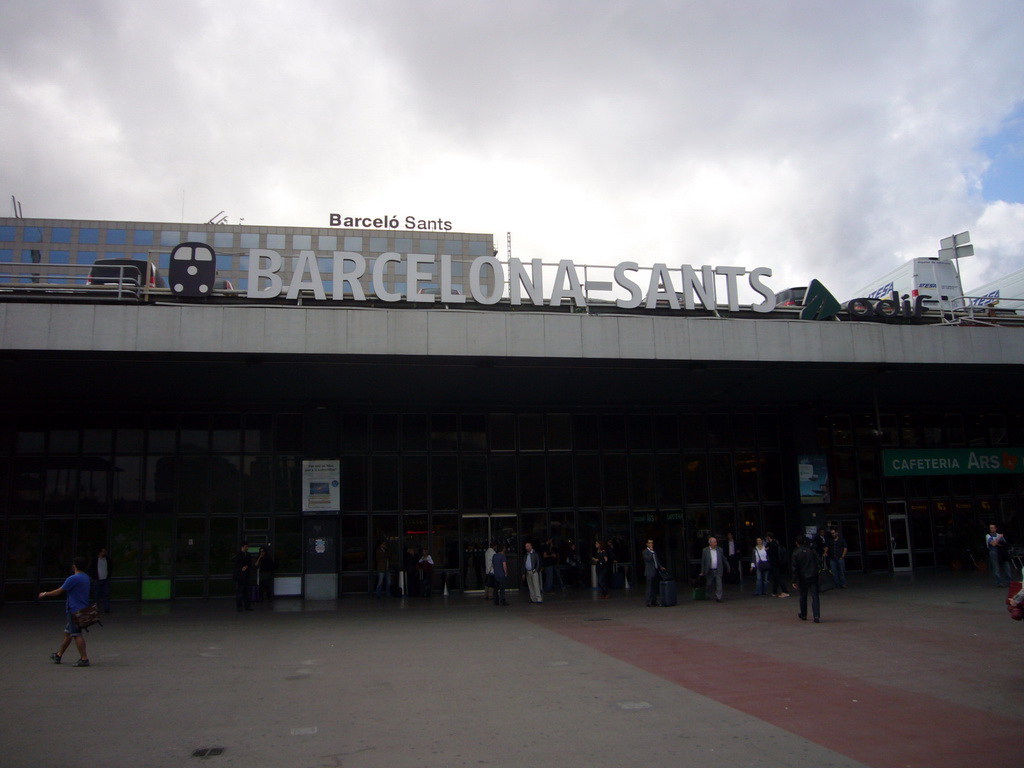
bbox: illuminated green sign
[883,448,1024,476]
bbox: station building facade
[1,216,1023,602]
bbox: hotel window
[213,232,234,248]
[344,236,362,251]
[160,231,180,246]
[443,240,463,256]
[318,235,337,250]
[52,228,72,243]
[266,234,286,249]
[395,238,413,252]
[216,254,234,271]
[23,227,44,243]
[419,239,437,254]
[134,230,154,246]
[0,225,16,241]
[49,251,70,264]
[369,237,388,252]
[240,233,260,248]
[80,228,100,244]
[186,231,209,243]
[293,234,311,250]
[105,229,126,245]
[468,241,487,256]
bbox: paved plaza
[1,571,1020,768]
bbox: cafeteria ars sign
[883,449,1024,476]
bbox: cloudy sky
[2,0,1022,299]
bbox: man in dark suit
[643,539,667,606]
[700,537,731,602]
[791,535,822,623]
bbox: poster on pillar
[302,460,341,512]
[797,455,830,504]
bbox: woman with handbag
[750,537,771,596]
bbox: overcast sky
[2,0,1022,299]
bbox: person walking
[829,528,848,589]
[40,556,92,666]
[492,544,509,606]
[791,535,821,623]
[234,542,252,612]
[643,539,667,606]
[700,536,731,602]
[373,540,391,599]
[91,547,112,613]
[986,524,1012,587]
[750,537,771,596]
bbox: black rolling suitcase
[659,578,678,607]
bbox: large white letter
[332,252,366,300]
[247,249,283,299]
[749,266,776,313]
[372,253,403,302]
[549,260,586,307]
[681,265,716,310]
[469,256,503,304]
[714,266,746,311]
[439,254,466,303]
[408,253,436,303]
[509,258,544,306]
[645,264,679,309]
[286,251,327,300]
[615,262,642,308]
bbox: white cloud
[2,0,1023,300]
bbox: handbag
[756,559,771,572]
[73,603,103,632]
[817,567,836,592]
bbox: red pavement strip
[529,615,1020,768]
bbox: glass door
[887,502,913,572]
[462,514,519,591]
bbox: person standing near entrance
[765,532,789,598]
[374,541,391,599]
[234,542,252,612]
[986,524,1012,587]
[492,544,509,606]
[592,540,610,598]
[484,541,496,601]
[700,536,730,602]
[829,528,848,589]
[643,539,667,606]
[791,535,821,623]
[91,547,112,614]
[40,556,91,666]
[523,542,543,603]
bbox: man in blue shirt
[39,556,91,666]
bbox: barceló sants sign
[329,213,453,231]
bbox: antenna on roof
[506,231,512,260]
[11,196,23,218]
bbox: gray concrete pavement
[1,570,1020,768]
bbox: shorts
[64,611,82,637]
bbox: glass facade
[0,218,495,299]
[2,405,1019,602]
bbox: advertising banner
[301,459,341,512]
[797,455,830,504]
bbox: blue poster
[797,455,830,504]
